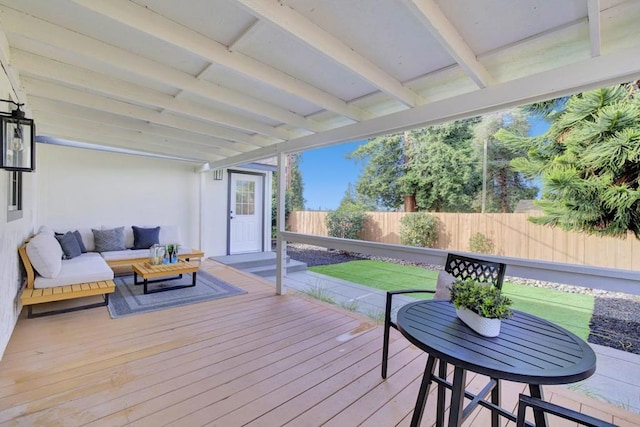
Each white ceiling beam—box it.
[20,77,280,151]
[234,0,422,108]
[38,121,222,163]
[36,114,225,161]
[29,98,248,157]
[403,0,494,89]
[227,19,261,52]
[588,0,602,57]
[12,50,275,147]
[0,29,29,110]
[0,6,317,136]
[211,45,640,168]
[71,0,366,122]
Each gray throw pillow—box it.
[55,231,82,259]
[92,227,126,252]
[73,230,87,253]
[132,226,160,249]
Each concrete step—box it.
[210,251,306,277]
[244,259,308,277]
[210,251,289,270]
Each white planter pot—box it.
[456,307,501,337]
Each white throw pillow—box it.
[38,225,55,236]
[158,225,182,246]
[26,232,63,278]
[434,270,457,301]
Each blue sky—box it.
[300,117,551,211]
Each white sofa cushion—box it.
[26,232,63,279]
[100,249,149,261]
[158,225,182,246]
[99,246,192,262]
[34,252,113,289]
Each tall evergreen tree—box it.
[498,82,640,237]
[350,119,482,212]
[474,111,538,213]
[288,153,305,210]
[348,134,406,210]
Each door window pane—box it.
[235,180,255,215]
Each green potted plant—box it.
[448,279,513,337]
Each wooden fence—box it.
[287,211,639,271]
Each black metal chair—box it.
[516,394,618,427]
[381,253,506,378]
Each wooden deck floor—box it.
[1,260,639,426]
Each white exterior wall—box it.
[37,144,200,249]
[0,77,36,360]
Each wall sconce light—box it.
[0,99,35,172]
[213,169,224,180]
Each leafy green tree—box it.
[350,118,482,212]
[400,119,481,212]
[498,83,640,238]
[474,111,538,212]
[348,134,405,209]
[338,183,376,211]
[288,153,305,211]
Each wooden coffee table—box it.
[131,260,199,294]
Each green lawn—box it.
[309,260,594,340]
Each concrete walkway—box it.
[263,270,640,414]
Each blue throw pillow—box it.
[55,231,82,259]
[132,226,160,249]
[73,230,87,253]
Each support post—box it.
[275,152,287,295]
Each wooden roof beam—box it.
[72,0,366,122]
[403,0,495,89]
[234,0,423,108]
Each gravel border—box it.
[285,243,640,354]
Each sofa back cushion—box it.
[55,232,82,259]
[132,226,160,249]
[26,232,63,278]
[158,225,182,246]
[92,227,126,252]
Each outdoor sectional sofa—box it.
[18,225,203,318]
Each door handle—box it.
[230,210,234,219]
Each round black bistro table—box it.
[396,300,596,427]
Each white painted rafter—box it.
[12,50,275,148]
[20,76,281,152]
[233,0,422,108]
[38,120,223,162]
[402,0,494,88]
[587,0,601,57]
[211,45,640,168]
[0,5,317,136]
[228,19,261,52]
[71,0,365,122]
[0,29,29,110]
[29,97,248,157]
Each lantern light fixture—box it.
[0,99,35,172]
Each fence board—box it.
[288,211,639,271]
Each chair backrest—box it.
[516,394,618,427]
[444,253,506,290]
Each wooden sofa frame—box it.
[18,242,116,318]
[18,239,205,318]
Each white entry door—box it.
[229,173,264,254]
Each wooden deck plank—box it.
[1,260,639,427]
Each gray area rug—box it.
[108,270,247,318]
